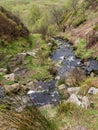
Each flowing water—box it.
[28,38,98,106]
[1,38,98,107]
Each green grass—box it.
[0,33,54,81]
[5,80,15,85]
[25,34,53,80]
[0,0,65,30]
[40,100,98,130]
[75,39,95,59]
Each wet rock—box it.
[85,59,98,75]
[67,94,81,106]
[81,96,90,109]
[67,87,80,95]
[4,83,20,94]
[4,73,15,81]
[88,87,98,95]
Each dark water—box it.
[28,38,98,106]
[85,59,98,74]
[1,38,98,107]
[52,39,82,76]
[28,79,59,107]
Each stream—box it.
[28,38,98,107]
[0,38,98,107]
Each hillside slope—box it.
[0,6,29,42]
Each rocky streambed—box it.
[0,38,98,107]
[27,38,98,107]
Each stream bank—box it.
[27,38,98,107]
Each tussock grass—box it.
[0,97,57,130]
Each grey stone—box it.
[88,87,98,95]
[67,94,81,106]
[67,87,80,95]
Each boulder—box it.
[4,73,15,81]
[67,87,80,95]
[4,83,20,94]
[81,96,90,109]
[88,87,98,95]
[67,94,81,106]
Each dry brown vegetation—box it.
[0,6,29,42]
